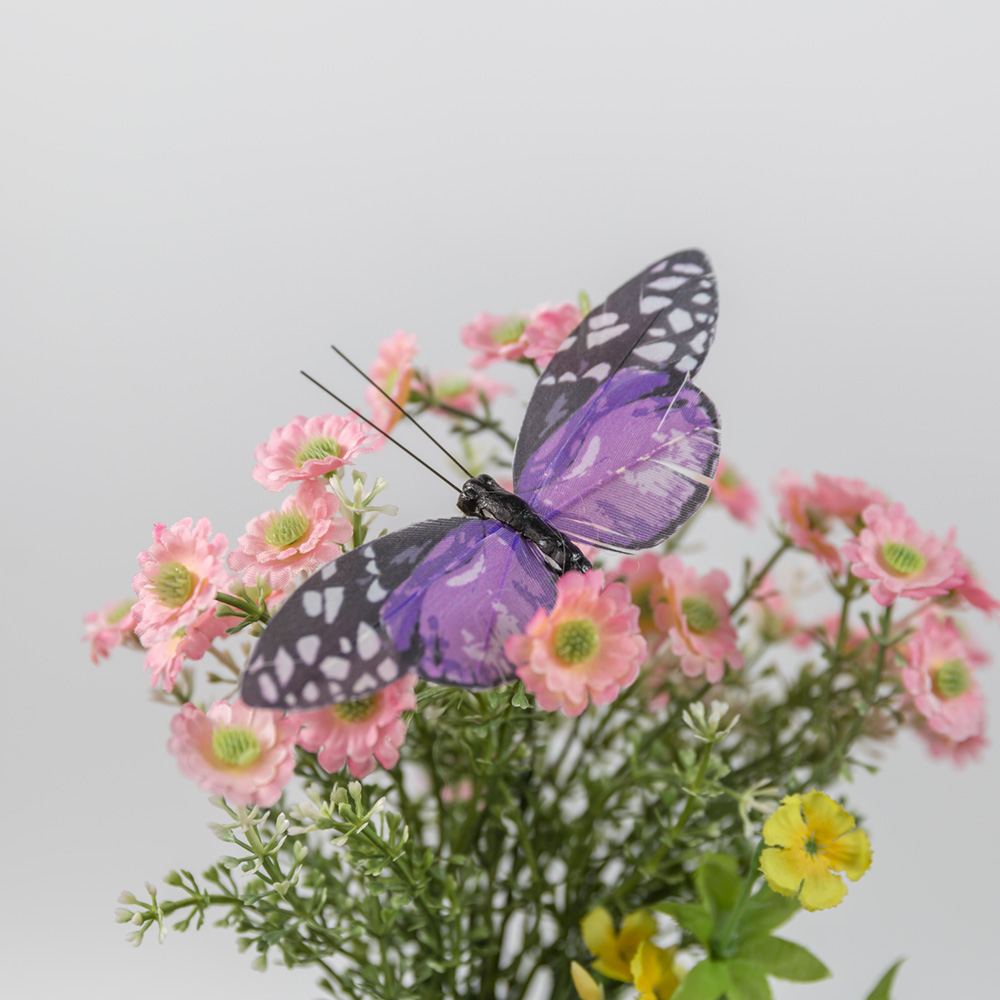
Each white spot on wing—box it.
[646,275,687,291]
[674,262,705,275]
[675,354,698,372]
[558,372,577,383]
[296,635,321,665]
[275,647,295,685]
[633,341,676,363]
[586,323,628,348]
[692,292,712,305]
[367,578,387,602]
[323,586,345,624]
[301,681,320,702]
[647,327,666,338]
[588,312,619,330]
[640,295,672,314]
[321,561,338,580]
[540,375,556,385]
[668,308,693,334]
[690,330,708,353]
[302,590,323,617]
[258,674,279,703]
[353,674,378,695]
[582,362,611,381]
[320,656,350,681]
[447,552,487,587]
[650,260,668,273]
[555,335,577,353]
[376,658,398,682]
[339,637,352,654]
[356,622,381,661]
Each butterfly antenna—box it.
[300,371,463,495]
[330,344,475,479]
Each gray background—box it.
[3,2,997,996]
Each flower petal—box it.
[797,867,848,911]
[618,910,657,957]
[759,846,806,896]
[800,789,856,839]
[825,829,873,881]
[581,907,616,960]
[570,962,604,1000]
[762,795,809,848]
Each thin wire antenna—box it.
[300,370,463,495]
[330,344,475,479]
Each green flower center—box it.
[295,435,340,467]
[881,541,926,576]
[436,375,471,398]
[492,317,527,344]
[107,600,134,625]
[805,506,828,532]
[718,468,739,489]
[333,694,378,722]
[212,726,261,767]
[265,508,310,548]
[553,619,600,664]
[154,562,195,607]
[804,835,821,856]
[682,597,719,634]
[933,658,971,699]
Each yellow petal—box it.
[581,908,616,958]
[800,790,856,840]
[619,910,658,957]
[571,961,605,1000]
[824,828,872,881]
[631,941,661,992]
[759,846,806,896]
[762,795,809,848]
[797,867,848,911]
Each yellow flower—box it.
[631,940,682,999]
[759,790,872,911]
[570,961,605,1000]
[581,907,656,982]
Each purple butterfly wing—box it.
[517,370,720,551]
[240,517,466,708]
[512,248,717,488]
[382,519,556,688]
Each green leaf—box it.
[726,959,773,1000]
[865,959,905,1000]
[654,900,714,945]
[739,885,800,935]
[671,959,730,1000]
[737,934,830,982]
[695,853,742,915]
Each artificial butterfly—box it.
[241,249,721,709]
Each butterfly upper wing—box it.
[382,519,556,688]
[512,249,718,489]
[240,517,466,708]
[517,370,720,551]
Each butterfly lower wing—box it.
[513,249,717,489]
[240,517,467,709]
[517,369,720,551]
[382,520,556,688]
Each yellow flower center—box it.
[265,507,310,548]
[212,725,261,767]
[295,435,341,467]
[553,619,600,664]
[881,541,926,576]
[436,375,471,398]
[333,694,379,722]
[492,317,527,344]
[154,562,195,607]
[933,658,971,699]
[681,597,719,633]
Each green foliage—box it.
[864,960,904,1000]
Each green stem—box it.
[730,538,793,616]
[715,840,765,955]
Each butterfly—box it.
[240,249,721,709]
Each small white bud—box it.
[117,891,138,905]
[114,908,133,924]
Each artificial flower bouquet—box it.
[88,258,993,1000]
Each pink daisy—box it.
[423,371,512,415]
[83,598,137,663]
[461,311,531,369]
[900,616,986,744]
[291,675,417,778]
[521,302,583,370]
[251,414,378,492]
[654,556,744,683]
[841,502,965,606]
[504,570,646,717]
[950,570,1000,616]
[617,552,669,641]
[774,471,842,573]
[168,699,298,807]
[143,605,229,692]
[810,473,887,527]
[711,458,760,527]
[918,728,988,766]
[228,480,352,591]
[132,517,230,646]
[366,330,418,433]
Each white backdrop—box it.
[3,2,997,997]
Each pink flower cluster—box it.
[711,458,760,527]
[83,599,137,663]
[461,302,581,371]
[167,677,418,805]
[366,330,418,432]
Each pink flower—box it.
[918,728,988,766]
[617,552,669,641]
[423,371,512,415]
[168,699,298,806]
[841,503,965,606]
[810,474,887,527]
[711,459,760,527]
[83,599,136,663]
[505,570,646,717]
[900,616,986,744]
[950,570,1000,616]
[774,471,842,573]
[749,574,803,645]
[251,414,378,492]
[132,518,230,646]
[143,605,229,692]
[654,556,744,683]
[521,302,582,370]
[461,311,531,368]
[228,480,352,591]
[291,675,417,778]
[366,330,418,432]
